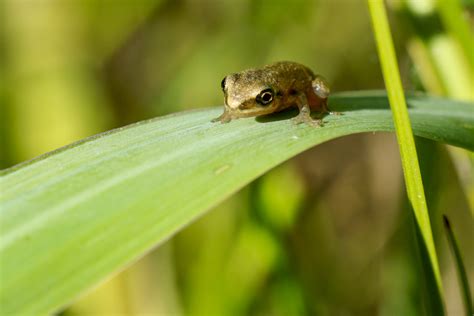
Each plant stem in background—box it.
[394,0,474,100]
[437,0,474,71]
[443,215,473,316]
[367,1,445,314]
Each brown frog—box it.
[213,61,333,126]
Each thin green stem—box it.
[443,215,473,316]
[367,1,445,314]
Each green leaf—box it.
[0,92,473,315]
[368,1,447,314]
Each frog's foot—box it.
[292,113,323,127]
[328,111,342,116]
[293,103,324,126]
[211,111,233,123]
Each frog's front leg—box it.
[292,94,323,127]
[211,108,234,123]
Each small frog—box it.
[212,61,333,126]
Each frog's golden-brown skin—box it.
[213,61,332,126]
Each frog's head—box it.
[220,71,282,118]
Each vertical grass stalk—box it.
[367,0,445,314]
[443,215,472,316]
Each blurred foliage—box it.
[1,0,473,315]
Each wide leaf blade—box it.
[1,92,473,315]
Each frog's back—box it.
[260,61,315,90]
[264,61,315,78]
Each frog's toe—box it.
[211,112,233,123]
[308,118,324,127]
[291,116,305,125]
[292,115,323,127]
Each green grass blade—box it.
[1,92,473,315]
[443,215,473,316]
[367,2,445,314]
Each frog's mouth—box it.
[227,105,279,118]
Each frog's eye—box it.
[220,77,227,91]
[256,88,274,106]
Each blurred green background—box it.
[1,0,473,315]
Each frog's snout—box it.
[224,98,242,110]
[223,93,238,109]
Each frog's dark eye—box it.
[256,88,274,106]
[221,77,227,91]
